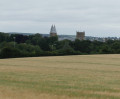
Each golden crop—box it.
[0,55,120,99]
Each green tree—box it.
[74,40,92,54]
[0,47,21,58]
[59,41,75,55]
[111,41,120,53]
[99,45,113,54]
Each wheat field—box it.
[0,55,120,99]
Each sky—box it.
[0,0,120,37]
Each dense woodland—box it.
[0,32,120,58]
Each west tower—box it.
[50,25,57,37]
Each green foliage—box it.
[0,32,9,42]
[74,39,92,53]
[111,41,120,53]
[0,42,15,48]
[48,36,58,44]
[26,34,50,51]
[0,32,120,58]
[99,45,113,54]
[57,41,76,55]
[0,47,21,58]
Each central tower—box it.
[50,25,57,37]
[76,31,85,40]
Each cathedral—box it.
[50,25,57,37]
[49,25,85,40]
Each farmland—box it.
[0,55,120,99]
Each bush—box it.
[0,47,21,58]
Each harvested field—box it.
[0,55,120,99]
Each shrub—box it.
[0,47,21,58]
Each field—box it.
[0,55,120,99]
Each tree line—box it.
[0,32,120,58]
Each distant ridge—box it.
[6,32,119,42]
[7,32,76,41]
[8,32,36,36]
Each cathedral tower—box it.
[76,31,85,40]
[50,25,57,37]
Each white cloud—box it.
[0,0,120,37]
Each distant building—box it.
[76,31,85,40]
[50,25,57,37]
[103,38,108,42]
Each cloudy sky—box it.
[0,0,120,37]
